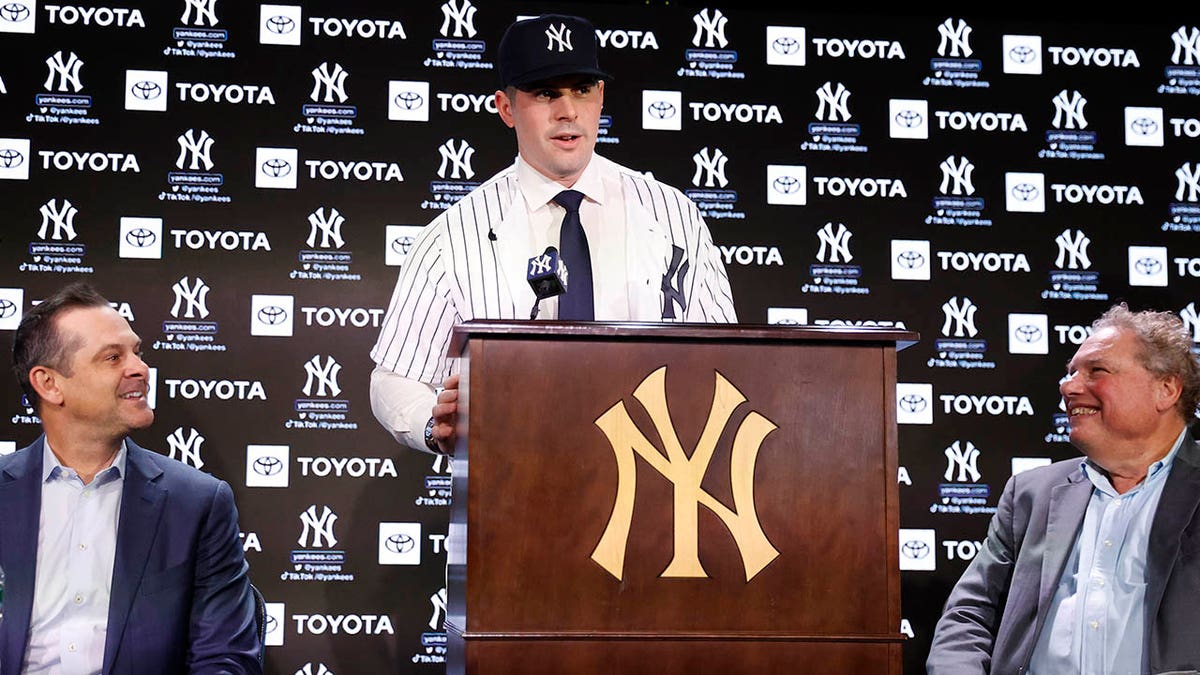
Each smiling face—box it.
[42,305,153,441]
[1060,325,1181,464]
[495,76,604,187]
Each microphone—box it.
[526,246,568,319]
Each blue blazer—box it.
[0,437,262,674]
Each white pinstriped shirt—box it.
[369,153,736,451]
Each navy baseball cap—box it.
[497,14,613,90]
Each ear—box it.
[1155,375,1182,414]
[29,365,65,408]
[495,89,516,129]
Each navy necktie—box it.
[554,189,593,320]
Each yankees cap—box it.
[497,14,613,89]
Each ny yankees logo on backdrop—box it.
[691,8,728,48]
[592,366,779,581]
[38,199,78,240]
[1054,229,1091,269]
[439,0,476,38]
[44,51,84,92]
[943,441,981,482]
[1052,90,1088,130]
[937,18,972,57]
[298,505,338,548]
[815,81,851,122]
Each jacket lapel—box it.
[0,438,45,675]
[1036,470,1092,628]
[102,441,166,675]
[1145,438,1200,627]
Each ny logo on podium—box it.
[591,366,779,582]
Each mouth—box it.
[1068,406,1098,417]
[550,129,584,146]
[120,390,146,401]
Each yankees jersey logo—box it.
[661,245,689,319]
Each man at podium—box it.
[927,303,1200,674]
[368,13,736,456]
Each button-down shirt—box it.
[24,441,126,675]
[515,154,631,320]
[1028,428,1187,675]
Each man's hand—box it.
[430,374,459,455]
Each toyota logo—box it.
[771,175,802,195]
[124,228,157,248]
[646,101,676,120]
[1010,182,1039,202]
[0,299,16,319]
[390,235,415,255]
[893,109,923,129]
[0,2,30,22]
[1134,257,1162,275]
[896,250,925,269]
[0,148,25,169]
[771,318,800,326]
[771,36,801,55]
[1007,45,1037,64]
[1014,324,1042,343]
[131,80,162,100]
[899,394,927,413]
[901,540,930,559]
[252,456,283,476]
[385,533,416,554]
[393,91,424,110]
[257,305,288,325]
[1129,117,1158,136]
[266,14,295,34]
[264,614,279,634]
[261,158,292,178]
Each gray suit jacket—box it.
[927,434,1200,675]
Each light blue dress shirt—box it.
[23,441,126,675]
[1028,428,1188,675]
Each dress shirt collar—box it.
[42,437,128,485]
[516,154,607,214]
[1080,426,1187,497]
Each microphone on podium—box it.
[527,246,568,320]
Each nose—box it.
[128,352,150,378]
[552,94,577,120]
[1059,371,1081,398]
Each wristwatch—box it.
[424,417,440,453]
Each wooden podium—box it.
[443,321,918,675]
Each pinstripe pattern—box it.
[370,157,736,384]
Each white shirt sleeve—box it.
[369,365,438,454]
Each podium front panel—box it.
[457,332,899,637]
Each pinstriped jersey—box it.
[370,155,737,385]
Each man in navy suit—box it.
[0,282,261,674]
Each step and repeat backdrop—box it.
[2,1,1199,673]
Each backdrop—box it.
[1,1,1198,673]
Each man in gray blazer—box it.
[927,302,1200,675]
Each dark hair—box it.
[12,281,110,411]
[1092,302,1200,424]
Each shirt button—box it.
[1090,620,1100,629]
[74,594,83,604]
[78,543,87,551]
[68,643,77,652]
[1104,539,1113,547]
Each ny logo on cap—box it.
[545,22,573,52]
